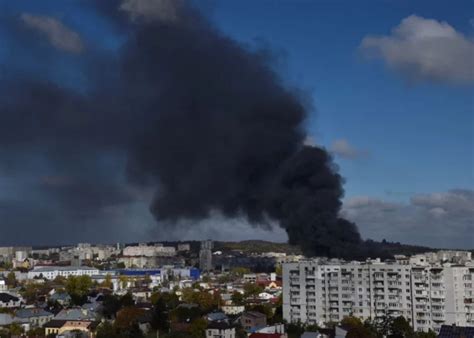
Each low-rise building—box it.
[206,322,235,338]
[15,308,54,328]
[44,319,98,337]
[28,266,100,280]
[241,311,267,332]
[0,293,22,308]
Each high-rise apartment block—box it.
[199,240,214,272]
[283,252,473,333]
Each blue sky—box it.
[208,0,474,201]
[0,0,472,248]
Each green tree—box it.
[275,264,283,276]
[6,271,17,288]
[390,316,413,337]
[119,275,129,289]
[414,331,437,338]
[101,274,113,289]
[243,282,263,298]
[231,291,244,306]
[188,318,207,338]
[8,322,23,336]
[231,267,250,277]
[66,275,92,297]
[341,316,377,338]
[26,327,45,337]
[101,294,122,318]
[96,321,117,338]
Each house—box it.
[258,292,274,300]
[15,308,54,328]
[241,311,267,332]
[54,308,98,321]
[0,313,23,327]
[44,319,98,337]
[206,321,235,338]
[438,325,474,337]
[0,293,22,308]
[49,291,71,305]
[221,305,245,315]
[206,311,229,323]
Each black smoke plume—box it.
[0,0,365,257]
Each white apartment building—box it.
[283,253,474,334]
[123,243,176,257]
[27,266,100,280]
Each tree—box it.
[115,307,146,330]
[342,316,377,338]
[26,327,45,337]
[53,275,67,286]
[143,274,152,286]
[231,291,244,306]
[119,275,129,289]
[231,267,250,277]
[188,318,207,338]
[8,322,23,336]
[346,326,377,338]
[170,306,201,323]
[120,292,135,307]
[286,323,305,338]
[243,283,263,298]
[390,316,413,338]
[66,275,92,297]
[414,331,437,338]
[151,292,180,332]
[101,294,122,318]
[96,321,117,338]
[101,274,113,289]
[6,271,17,288]
[275,264,283,276]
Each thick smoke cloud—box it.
[0,0,364,257]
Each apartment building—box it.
[282,253,474,333]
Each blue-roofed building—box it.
[15,308,53,328]
[438,325,474,338]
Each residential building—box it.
[123,243,176,257]
[206,322,235,338]
[0,293,22,308]
[44,319,97,337]
[241,311,267,332]
[15,308,54,328]
[200,240,213,272]
[282,253,474,334]
[438,324,474,337]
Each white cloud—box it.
[342,189,474,249]
[330,139,368,159]
[120,0,183,23]
[360,15,474,84]
[21,13,84,54]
